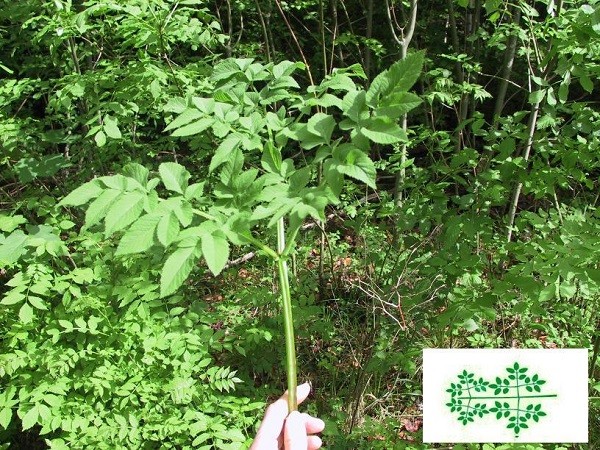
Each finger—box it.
[253,398,288,443]
[252,383,313,446]
[307,435,323,450]
[284,411,307,450]
[295,382,311,406]
[301,413,325,434]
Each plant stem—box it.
[590,330,600,378]
[277,218,298,411]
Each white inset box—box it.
[423,349,588,443]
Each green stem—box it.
[242,233,280,261]
[456,394,557,400]
[281,222,301,258]
[277,218,298,411]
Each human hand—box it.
[250,382,325,450]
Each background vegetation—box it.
[1,0,599,448]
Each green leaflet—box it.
[201,230,230,276]
[164,108,204,132]
[360,117,408,144]
[170,117,214,137]
[85,189,122,229]
[173,199,193,227]
[306,113,336,145]
[157,211,180,247]
[210,134,242,172]
[115,214,161,256]
[122,163,150,187]
[18,302,34,324]
[0,406,12,429]
[0,230,29,266]
[20,405,38,430]
[95,130,106,147]
[104,191,146,237]
[103,115,122,139]
[529,90,545,104]
[261,141,283,174]
[366,51,425,107]
[58,180,103,206]
[160,245,200,298]
[0,214,27,233]
[341,90,368,123]
[159,162,191,194]
[334,146,377,190]
[375,92,423,119]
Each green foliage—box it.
[2,0,600,447]
[0,214,263,448]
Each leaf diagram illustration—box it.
[445,362,557,437]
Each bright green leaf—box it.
[342,90,368,123]
[104,115,122,139]
[0,407,12,430]
[28,296,47,310]
[366,51,424,107]
[164,108,204,132]
[171,117,213,137]
[85,189,122,229]
[104,191,145,236]
[18,302,34,324]
[21,406,38,430]
[0,231,29,266]
[306,113,336,144]
[0,292,25,306]
[159,162,190,194]
[361,118,408,144]
[529,90,545,104]
[59,180,103,206]
[173,200,193,227]
[376,92,423,118]
[157,212,180,247]
[261,141,283,174]
[94,130,106,147]
[336,150,377,189]
[160,245,200,297]
[122,163,149,187]
[210,134,242,173]
[115,214,161,256]
[201,231,229,276]
[185,183,205,201]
